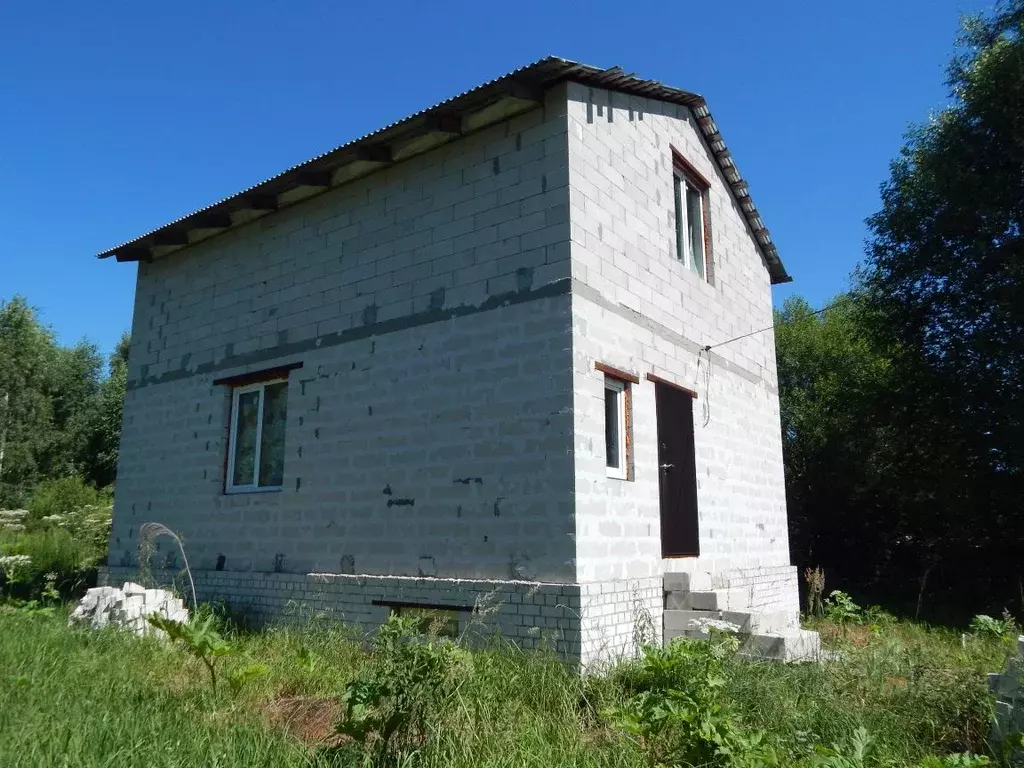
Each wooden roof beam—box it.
[352,145,393,164]
[293,170,332,188]
[151,229,190,247]
[237,194,278,212]
[426,113,464,135]
[192,213,233,229]
[115,246,152,263]
[501,79,544,102]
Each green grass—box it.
[0,605,1015,767]
[729,618,1011,763]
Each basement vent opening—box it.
[373,599,472,639]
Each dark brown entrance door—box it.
[655,382,700,557]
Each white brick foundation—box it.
[100,566,583,657]
[579,577,663,665]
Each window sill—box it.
[605,468,628,481]
[224,486,284,495]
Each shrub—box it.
[969,613,1017,639]
[1,527,99,596]
[0,479,111,601]
[825,590,864,624]
[28,476,111,521]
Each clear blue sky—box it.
[0,0,983,356]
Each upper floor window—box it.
[673,156,711,281]
[226,378,289,492]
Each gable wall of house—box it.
[110,86,580,584]
[564,83,796,658]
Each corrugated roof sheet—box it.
[98,55,790,283]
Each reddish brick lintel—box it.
[213,361,303,387]
[595,361,640,384]
[646,372,698,399]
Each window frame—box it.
[225,377,288,494]
[672,154,712,282]
[604,377,629,480]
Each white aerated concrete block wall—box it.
[565,83,798,656]
[111,86,577,584]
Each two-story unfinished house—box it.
[99,57,818,663]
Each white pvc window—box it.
[604,377,628,480]
[226,379,288,492]
[674,171,708,280]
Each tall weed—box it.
[333,613,472,762]
[607,634,776,767]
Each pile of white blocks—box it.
[989,635,1024,763]
[69,581,188,637]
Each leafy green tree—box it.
[775,296,894,593]
[783,2,1024,619]
[44,341,103,479]
[861,0,1024,615]
[79,332,129,488]
[0,297,58,506]
[0,296,128,505]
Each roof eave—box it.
[97,56,790,284]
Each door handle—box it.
[660,463,674,469]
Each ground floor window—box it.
[604,376,629,480]
[226,379,288,492]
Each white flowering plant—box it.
[0,554,33,585]
[0,509,28,533]
[0,498,112,600]
[37,504,112,554]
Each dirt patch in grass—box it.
[266,695,345,748]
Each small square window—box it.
[226,379,288,492]
[604,377,629,480]
[673,161,710,281]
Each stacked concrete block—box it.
[989,636,1024,763]
[69,582,188,637]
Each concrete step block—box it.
[663,572,692,593]
[663,609,752,634]
[663,570,713,593]
[740,629,822,661]
[747,610,800,634]
[665,588,752,611]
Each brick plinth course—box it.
[101,567,583,657]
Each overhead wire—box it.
[702,301,842,353]
[694,300,842,426]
